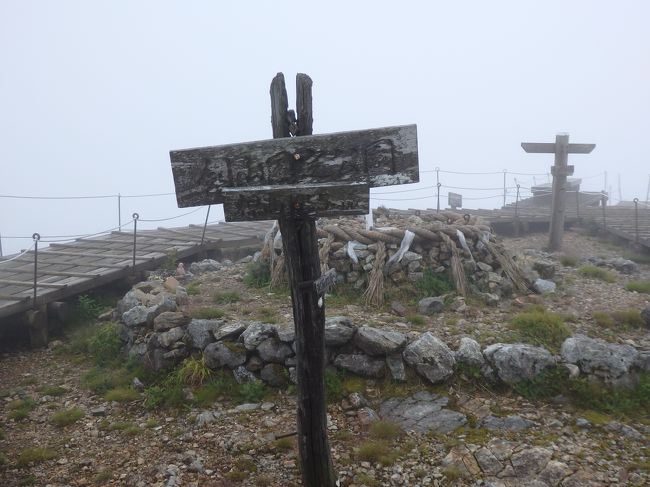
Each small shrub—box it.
[234,457,257,472]
[163,249,178,272]
[185,282,201,296]
[213,290,241,304]
[175,356,213,387]
[272,437,294,451]
[237,381,268,403]
[143,383,185,410]
[592,311,615,328]
[38,385,66,397]
[578,265,616,282]
[510,307,571,352]
[16,447,57,467]
[625,280,650,294]
[104,387,140,402]
[355,473,381,487]
[94,470,113,483]
[559,255,579,267]
[369,420,402,440]
[84,367,132,395]
[324,369,344,402]
[406,314,426,326]
[50,408,84,427]
[7,397,36,421]
[76,294,105,322]
[244,261,271,288]
[610,309,644,328]
[145,419,159,428]
[442,464,465,481]
[191,307,225,319]
[85,322,123,367]
[514,367,569,400]
[356,440,399,466]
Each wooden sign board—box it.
[170,124,418,220]
[448,192,462,209]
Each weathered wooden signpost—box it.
[521,133,595,251]
[170,73,419,486]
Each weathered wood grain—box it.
[222,182,369,221]
[170,124,418,208]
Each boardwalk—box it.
[0,221,273,320]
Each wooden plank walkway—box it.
[0,221,273,320]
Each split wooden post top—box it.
[169,122,419,221]
[521,133,595,251]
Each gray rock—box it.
[353,326,407,356]
[333,353,385,377]
[189,259,221,274]
[186,319,223,350]
[633,351,650,371]
[257,337,293,364]
[386,354,407,381]
[245,355,265,372]
[260,364,289,387]
[481,292,500,307]
[117,289,145,315]
[575,418,591,428]
[122,305,157,327]
[481,415,536,431]
[402,332,455,384]
[158,327,185,348]
[275,325,296,343]
[455,337,486,368]
[417,297,445,315]
[379,392,467,433]
[232,366,258,384]
[324,316,357,346]
[154,312,191,332]
[195,411,220,427]
[483,343,555,385]
[607,257,638,274]
[214,322,248,341]
[538,460,572,486]
[561,334,638,386]
[203,341,246,369]
[390,301,407,317]
[240,322,275,351]
[474,447,503,476]
[348,392,369,409]
[533,259,556,279]
[604,421,644,440]
[233,403,260,412]
[533,278,556,294]
[510,447,552,477]
[357,407,380,426]
[477,262,493,272]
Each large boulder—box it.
[157,326,185,348]
[417,297,445,315]
[204,341,247,369]
[483,343,555,385]
[122,305,157,327]
[240,322,276,351]
[333,353,385,378]
[324,316,357,346]
[353,326,407,356]
[154,312,191,332]
[186,319,223,350]
[213,322,248,341]
[256,337,293,364]
[117,289,146,316]
[455,337,486,368]
[402,333,455,384]
[533,259,556,279]
[260,364,289,387]
[189,259,221,274]
[561,334,639,386]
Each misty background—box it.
[1,0,648,256]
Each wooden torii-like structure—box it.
[522,133,595,251]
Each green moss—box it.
[50,407,84,427]
[578,265,616,282]
[213,290,241,304]
[16,447,57,467]
[104,387,140,402]
[510,307,571,352]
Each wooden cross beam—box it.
[521,133,595,251]
[169,72,419,487]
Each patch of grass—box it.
[94,469,113,483]
[442,464,465,481]
[623,251,650,265]
[237,381,269,403]
[145,418,159,428]
[244,260,271,288]
[256,307,278,324]
[84,366,132,395]
[272,437,294,451]
[225,471,248,481]
[18,475,37,486]
[68,322,123,367]
[234,457,257,472]
[104,387,140,402]
[416,268,452,298]
[355,473,381,486]
[356,440,399,466]
[593,309,644,329]
[213,290,241,304]
[369,420,402,440]
[326,284,363,307]
[625,280,650,294]
[580,410,612,426]
[7,397,37,421]
[559,255,579,267]
[107,421,141,436]
[406,314,426,326]
[162,249,178,272]
[50,408,84,427]
[175,356,213,387]
[254,475,273,487]
[38,385,66,397]
[515,367,570,400]
[21,376,38,386]
[333,430,354,442]
[578,265,616,282]
[185,282,201,296]
[459,427,491,445]
[510,307,571,352]
[143,383,185,410]
[16,447,57,467]
[592,311,615,328]
[191,307,225,319]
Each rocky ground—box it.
[1,229,649,487]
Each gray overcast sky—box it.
[1,0,649,255]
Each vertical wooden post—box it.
[549,134,569,251]
[271,73,336,487]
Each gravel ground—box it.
[1,229,649,487]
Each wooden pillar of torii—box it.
[521,133,595,251]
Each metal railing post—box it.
[503,169,507,207]
[514,184,520,236]
[132,213,139,271]
[436,183,441,213]
[634,198,639,244]
[118,193,122,231]
[32,233,40,309]
[601,193,607,230]
[200,205,211,246]
[575,190,580,219]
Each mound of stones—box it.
[112,279,650,392]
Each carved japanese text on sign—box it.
[170,124,418,218]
